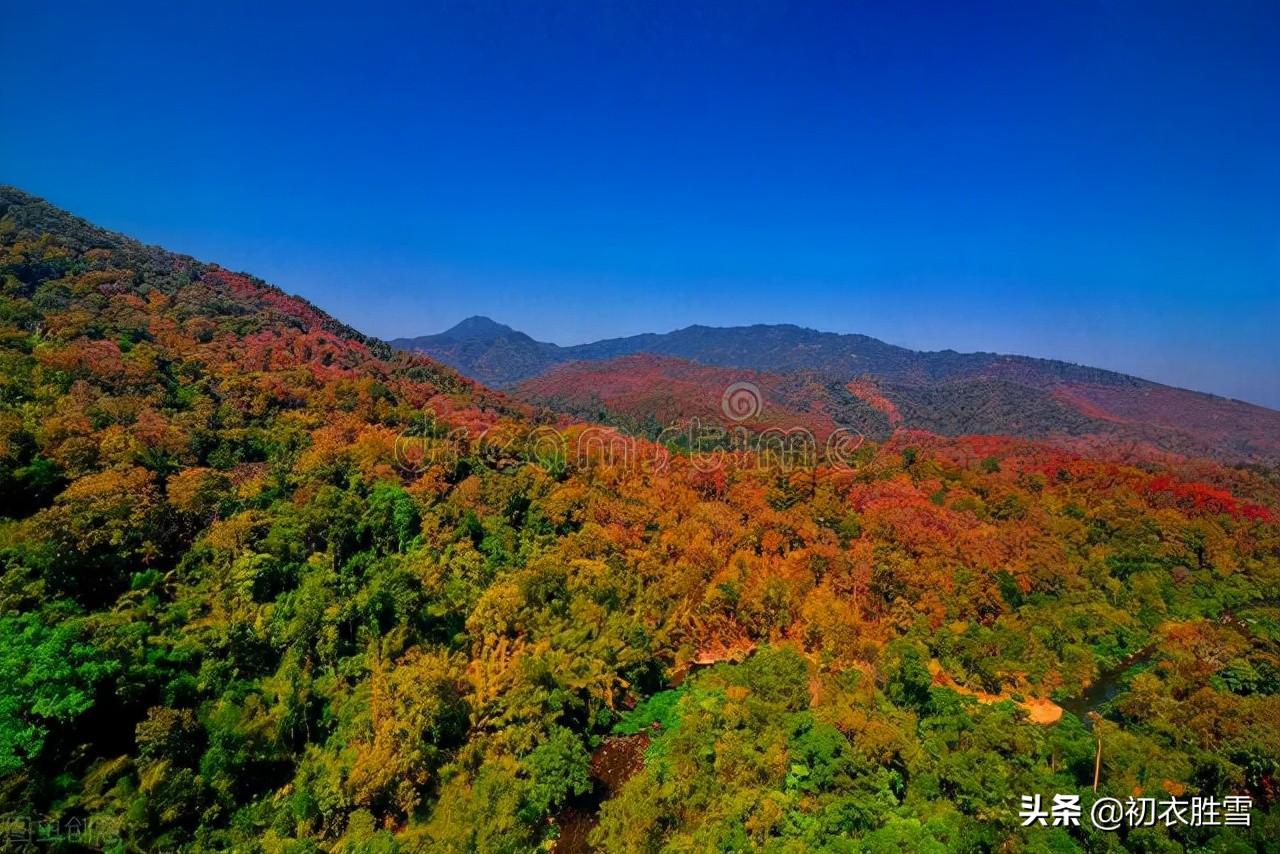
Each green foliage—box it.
[521,726,592,818]
[0,611,115,774]
[615,686,686,735]
[885,642,933,714]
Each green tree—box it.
[521,725,592,819]
[0,611,115,774]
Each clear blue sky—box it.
[3,1,1278,406]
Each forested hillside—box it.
[2,187,1278,851]
[400,317,1280,464]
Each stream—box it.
[1057,644,1157,725]
[1059,600,1274,726]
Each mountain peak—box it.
[439,315,516,340]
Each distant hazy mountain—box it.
[393,316,1280,463]
[391,317,560,388]
[395,316,1147,389]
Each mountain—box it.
[394,318,1141,388]
[427,314,519,341]
[390,316,560,387]
[400,318,1280,464]
[2,187,1278,852]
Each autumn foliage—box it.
[1,187,1278,851]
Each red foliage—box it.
[515,354,843,439]
[204,267,330,330]
[847,378,903,426]
[1145,474,1273,522]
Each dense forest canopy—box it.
[1,186,1278,851]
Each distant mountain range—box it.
[393,316,1280,463]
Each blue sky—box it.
[3,1,1278,406]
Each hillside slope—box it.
[2,188,1278,851]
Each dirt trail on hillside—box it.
[929,660,1064,724]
